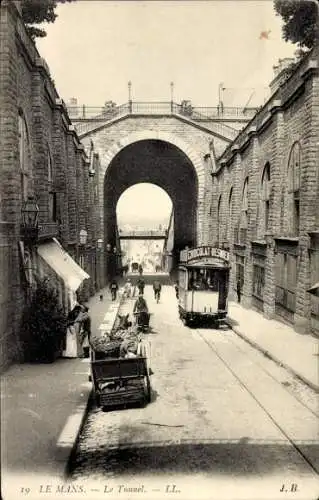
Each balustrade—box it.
[67,101,258,122]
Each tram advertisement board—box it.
[180,246,230,264]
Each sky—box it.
[35,0,296,226]
[117,184,173,227]
[36,0,296,108]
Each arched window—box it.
[226,187,233,241]
[47,148,57,221]
[261,163,271,231]
[19,112,31,201]
[288,142,300,193]
[241,178,249,227]
[287,142,301,235]
[239,178,249,245]
[217,195,222,244]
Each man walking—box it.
[137,278,145,296]
[110,279,118,301]
[153,280,162,303]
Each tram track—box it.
[194,326,319,475]
[71,286,318,487]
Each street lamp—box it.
[170,82,174,112]
[218,82,226,114]
[21,196,39,244]
[97,238,103,250]
[79,229,88,245]
[128,81,132,113]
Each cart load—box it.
[90,322,151,408]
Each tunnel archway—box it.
[103,138,199,274]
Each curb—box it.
[229,323,319,393]
[64,385,93,478]
[64,294,125,477]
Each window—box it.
[275,252,297,313]
[261,164,271,232]
[226,187,233,241]
[48,192,57,222]
[238,178,248,244]
[287,142,301,236]
[19,113,31,201]
[47,149,57,221]
[253,264,265,299]
[235,254,245,290]
[188,268,224,292]
[217,195,222,244]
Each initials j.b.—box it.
[280,483,298,493]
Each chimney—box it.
[269,58,295,94]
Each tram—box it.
[177,246,230,327]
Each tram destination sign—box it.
[180,246,230,264]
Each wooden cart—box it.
[90,343,151,409]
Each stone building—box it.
[0,1,104,370]
[211,47,319,335]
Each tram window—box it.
[188,268,221,291]
[179,269,187,289]
[189,269,206,290]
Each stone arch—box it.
[100,130,206,244]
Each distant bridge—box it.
[119,229,167,240]
[68,101,259,139]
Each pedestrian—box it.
[174,282,179,299]
[137,278,145,295]
[236,279,242,303]
[79,305,91,358]
[138,264,143,276]
[133,293,149,330]
[124,278,132,298]
[110,279,118,301]
[153,280,162,302]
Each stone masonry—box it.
[211,47,319,335]
[0,2,104,371]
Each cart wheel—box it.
[143,375,151,404]
[182,316,189,327]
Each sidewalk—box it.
[1,286,123,488]
[228,301,319,392]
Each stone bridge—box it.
[74,103,256,267]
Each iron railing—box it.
[119,229,167,239]
[67,101,259,121]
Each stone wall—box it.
[213,47,319,334]
[0,1,103,370]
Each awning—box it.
[38,238,90,291]
[307,283,319,297]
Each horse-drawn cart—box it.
[90,342,151,409]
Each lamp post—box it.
[21,196,39,244]
[128,81,132,113]
[218,82,225,114]
[21,196,39,288]
[79,229,88,246]
[170,82,174,112]
[78,229,88,301]
[96,238,103,290]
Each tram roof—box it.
[178,262,229,269]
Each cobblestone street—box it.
[69,286,318,499]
